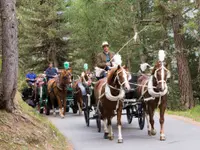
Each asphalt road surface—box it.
[48,110,200,150]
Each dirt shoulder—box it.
[0,92,72,150]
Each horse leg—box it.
[49,94,56,116]
[77,90,83,115]
[107,117,114,140]
[146,114,151,135]
[103,119,109,139]
[144,103,151,135]
[117,104,123,143]
[56,95,64,118]
[63,94,66,116]
[159,96,167,141]
[148,101,156,136]
[77,101,82,115]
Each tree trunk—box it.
[50,42,58,68]
[171,12,194,109]
[0,7,2,57]
[0,0,18,112]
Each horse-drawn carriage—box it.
[83,72,146,133]
[82,51,170,142]
[33,71,79,116]
[65,85,78,113]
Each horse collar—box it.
[147,75,168,98]
[105,84,125,101]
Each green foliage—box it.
[18,0,70,72]
[167,82,182,110]
[17,0,200,110]
[68,0,140,71]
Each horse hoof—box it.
[151,129,157,136]
[60,115,65,119]
[104,133,109,139]
[160,134,166,141]
[109,136,114,141]
[118,139,123,143]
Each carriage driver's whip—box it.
[109,26,148,63]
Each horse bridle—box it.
[113,68,127,88]
[153,62,169,85]
[62,72,72,80]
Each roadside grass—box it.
[167,105,200,122]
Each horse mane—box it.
[81,71,89,81]
[60,68,72,74]
[151,61,160,75]
[107,67,119,84]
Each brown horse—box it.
[72,70,92,115]
[137,53,170,141]
[94,65,130,143]
[47,69,73,118]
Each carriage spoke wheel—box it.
[44,102,50,116]
[126,106,133,124]
[138,104,145,130]
[84,98,90,127]
[96,109,101,132]
[66,106,70,112]
[38,103,43,114]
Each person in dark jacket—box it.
[45,62,58,81]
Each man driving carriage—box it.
[96,41,115,80]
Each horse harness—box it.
[140,63,170,105]
[98,69,127,110]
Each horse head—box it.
[151,51,170,92]
[60,68,73,86]
[81,70,92,86]
[107,65,130,91]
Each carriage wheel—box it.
[96,109,101,132]
[138,104,145,130]
[126,106,133,124]
[72,107,78,114]
[66,106,70,112]
[44,103,50,115]
[84,98,90,126]
[38,100,44,114]
[38,105,44,114]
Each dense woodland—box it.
[1,0,200,111]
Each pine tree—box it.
[18,0,70,71]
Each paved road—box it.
[48,110,200,150]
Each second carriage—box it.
[83,74,145,132]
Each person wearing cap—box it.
[45,62,58,82]
[26,69,37,87]
[81,63,92,86]
[96,41,115,78]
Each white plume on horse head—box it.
[158,50,166,62]
[112,53,122,67]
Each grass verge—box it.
[167,105,200,122]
